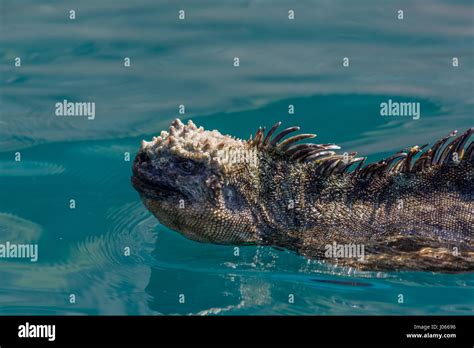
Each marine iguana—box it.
[131,119,474,272]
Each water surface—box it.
[0,0,473,315]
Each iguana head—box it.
[132,119,260,244]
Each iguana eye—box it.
[179,160,195,173]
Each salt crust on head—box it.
[140,119,245,165]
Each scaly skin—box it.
[132,119,474,272]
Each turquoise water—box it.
[0,0,473,315]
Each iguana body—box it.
[132,119,474,272]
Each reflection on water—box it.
[0,0,473,315]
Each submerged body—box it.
[132,119,474,272]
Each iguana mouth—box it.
[131,175,180,199]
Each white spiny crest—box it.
[140,119,246,170]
